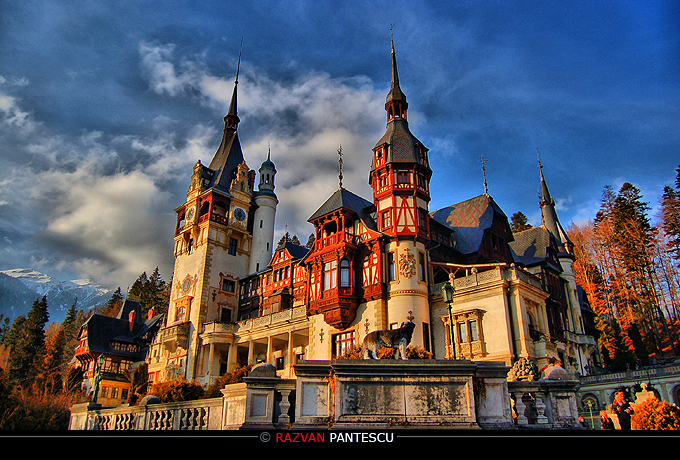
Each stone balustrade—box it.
[70,360,582,431]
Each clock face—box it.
[186,207,195,221]
[234,207,246,222]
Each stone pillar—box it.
[287,331,294,378]
[267,336,274,365]
[227,339,238,373]
[207,343,215,378]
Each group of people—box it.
[599,390,634,430]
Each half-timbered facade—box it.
[141,39,599,390]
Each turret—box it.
[249,148,278,274]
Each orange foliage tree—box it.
[631,396,680,430]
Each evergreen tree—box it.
[7,297,49,387]
[0,314,10,345]
[38,328,66,395]
[661,164,680,262]
[127,269,169,318]
[305,233,315,250]
[100,287,124,317]
[510,211,533,233]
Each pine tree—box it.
[7,297,49,387]
[38,328,66,395]
[305,233,315,250]
[100,287,124,317]
[661,164,680,261]
[510,211,533,233]
[0,314,10,345]
[127,269,169,318]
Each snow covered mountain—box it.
[0,269,115,324]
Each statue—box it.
[507,357,540,381]
[362,321,416,360]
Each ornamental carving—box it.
[399,248,416,279]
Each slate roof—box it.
[81,299,163,361]
[509,225,563,272]
[509,226,553,266]
[206,130,244,193]
[430,194,507,255]
[371,119,429,170]
[308,187,374,222]
[281,242,310,260]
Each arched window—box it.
[340,259,350,287]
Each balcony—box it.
[158,322,190,352]
[200,321,238,345]
[315,231,357,251]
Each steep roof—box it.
[430,194,507,255]
[509,225,563,271]
[81,299,162,361]
[539,163,573,255]
[281,242,310,260]
[308,187,373,222]
[372,119,427,165]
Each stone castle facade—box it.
[145,40,600,388]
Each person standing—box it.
[611,390,633,430]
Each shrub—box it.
[150,377,205,403]
[631,396,680,430]
[203,364,253,398]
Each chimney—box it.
[147,307,155,320]
[128,310,136,331]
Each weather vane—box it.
[338,145,344,188]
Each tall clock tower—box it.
[156,64,260,383]
[369,38,433,350]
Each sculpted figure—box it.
[362,321,416,360]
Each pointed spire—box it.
[537,149,573,255]
[481,154,489,196]
[538,148,552,206]
[385,25,408,122]
[337,144,344,189]
[224,38,243,131]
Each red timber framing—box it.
[304,207,385,330]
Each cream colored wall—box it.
[384,240,431,349]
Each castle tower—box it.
[538,156,586,342]
[249,148,278,274]
[369,37,433,350]
[156,54,256,383]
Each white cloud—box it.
[136,41,391,243]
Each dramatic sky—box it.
[0,0,678,291]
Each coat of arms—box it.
[399,248,416,279]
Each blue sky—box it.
[0,0,678,291]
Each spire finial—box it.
[235,37,243,84]
[481,154,489,196]
[537,147,543,173]
[337,144,344,188]
[268,141,271,161]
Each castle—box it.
[144,39,600,388]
